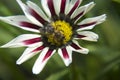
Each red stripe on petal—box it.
[32,45,45,52]
[61,48,69,59]
[68,0,80,16]
[79,22,97,28]
[60,0,66,14]
[47,0,56,16]
[73,11,84,20]
[23,37,41,45]
[19,22,40,30]
[77,35,86,38]
[71,42,81,50]
[42,49,53,62]
[29,8,48,25]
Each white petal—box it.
[41,0,51,18]
[65,0,82,15]
[16,44,44,65]
[58,46,72,66]
[32,48,56,74]
[64,0,71,14]
[70,40,89,54]
[26,1,50,22]
[76,31,99,41]
[0,16,40,32]
[53,0,61,16]
[84,2,95,13]
[71,2,95,22]
[16,0,42,26]
[1,34,41,48]
[77,14,106,31]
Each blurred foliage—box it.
[114,0,120,3]
[0,0,120,80]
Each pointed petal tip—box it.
[1,42,17,48]
[82,48,89,54]
[1,42,16,48]
[86,1,96,7]
[89,1,95,4]
[16,59,23,65]
[0,16,3,19]
[58,47,72,67]
[32,48,55,75]
[65,60,72,67]
[101,14,107,20]
[100,14,107,19]
[92,39,98,42]
[86,2,96,10]
[0,44,9,48]
[97,14,107,24]
[0,45,5,48]
[65,63,69,67]
[64,57,72,67]
[0,16,7,21]
[32,67,41,75]
[0,43,20,48]
[87,1,96,9]
[16,61,21,65]
[32,71,39,75]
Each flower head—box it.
[0,0,106,74]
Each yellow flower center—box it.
[47,20,73,46]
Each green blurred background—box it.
[0,0,120,80]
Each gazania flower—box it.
[0,0,106,74]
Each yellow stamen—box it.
[47,20,73,46]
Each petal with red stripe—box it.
[70,40,89,54]
[32,47,56,74]
[67,0,82,16]
[0,16,40,32]
[47,0,57,17]
[16,44,45,65]
[17,0,47,26]
[23,37,41,45]
[75,31,99,41]
[52,0,61,16]
[41,0,51,18]
[71,2,95,23]
[77,14,106,31]
[1,34,41,48]
[76,34,86,39]
[27,1,50,22]
[60,0,70,14]
[28,8,48,25]
[58,46,72,66]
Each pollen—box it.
[47,20,73,46]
